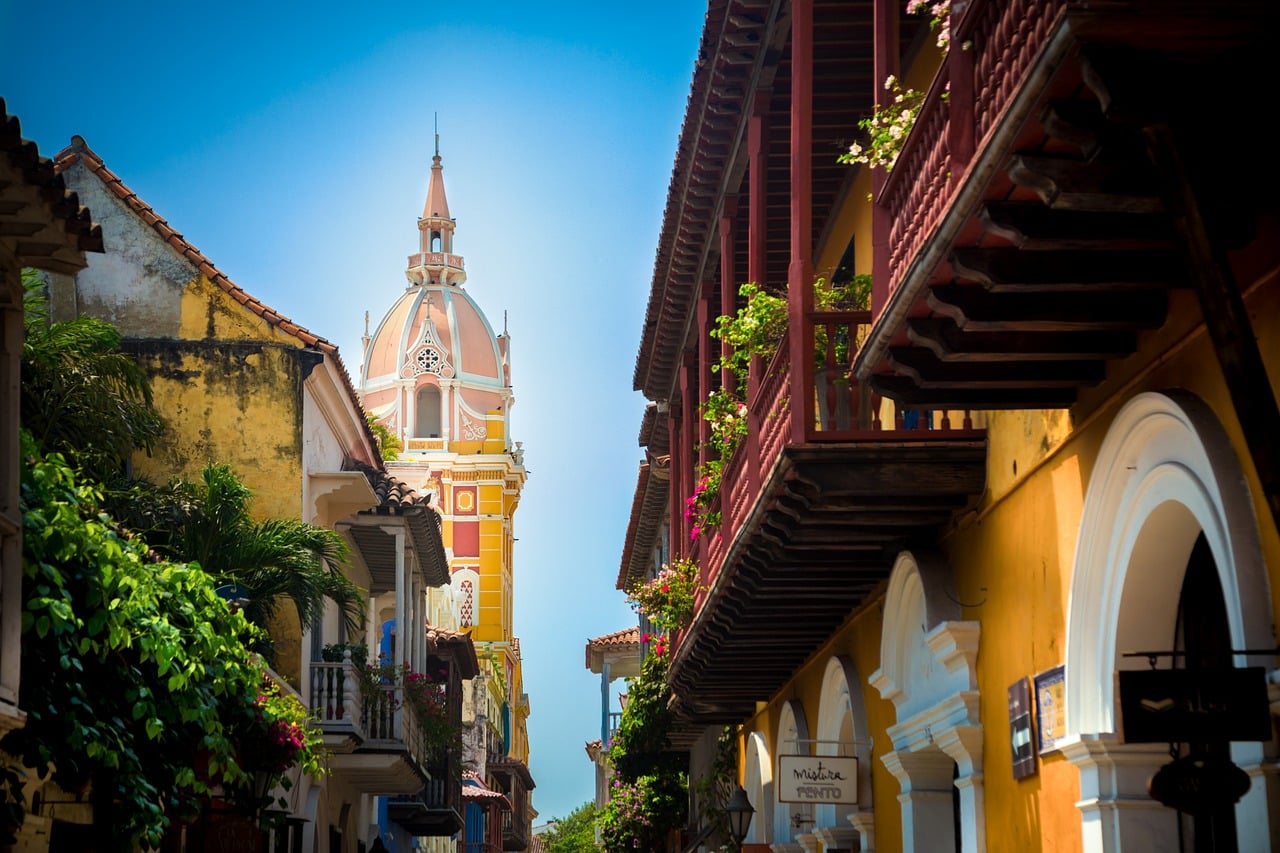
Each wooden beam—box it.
[926,284,1167,332]
[1144,122,1280,537]
[907,317,1136,362]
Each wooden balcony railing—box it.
[686,307,982,624]
[881,0,1068,300]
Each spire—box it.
[406,122,466,288]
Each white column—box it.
[1062,734,1177,853]
[880,748,956,853]
[600,661,611,745]
[1235,739,1280,853]
[394,527,407,665]
[846,808,875,852]
[812,825,858,851]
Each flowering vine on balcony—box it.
[354,650,461,760]
[909,0,952,50]
[627,557,700,635]
[838,75,926,173]
[690,277,872,534]
[233,672,327,812]
[600,652,687,852]
[839,1,952,174]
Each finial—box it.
[503,310,509,336]
[434,112,440,158]
[364,310,369,335]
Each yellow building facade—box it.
[359,140,535,848]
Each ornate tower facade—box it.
[359,142,531,789]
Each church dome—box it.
[359,147,512,448]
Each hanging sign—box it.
[777,755,858,804]
[1118,667,1270,744]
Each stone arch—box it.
[1063,390,1277,852]
[813,655,872,851]
[773,699,812,846]
[743,730,774,844]
[870,550,983,853]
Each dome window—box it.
[416,386,442,438]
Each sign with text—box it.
[777,755,858,804]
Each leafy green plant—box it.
[599,771,688,853]
[4,437,325,848]
[366,413,402,461]
[602,653,687,852]
[20,269,163,483]
[541,800,599,853]
[232,673,327,813]
[105,464,365,662]
[710,282,788,392]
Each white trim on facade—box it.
[871,550,984,853]
[1063,390,1279,852]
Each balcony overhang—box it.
[388,795,463,837]
[855,0,1277,410]
[327,749,430,795]
[668,440,985,730]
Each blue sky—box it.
[2,0,704,822]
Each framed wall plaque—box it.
[1034,665,1067,754]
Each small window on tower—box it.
[416,386,442,438]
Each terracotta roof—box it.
[0,99,103,274]
[585,739,603,761]
[462,771,512,809]
[529,835,546,853]
[53,136,378,456]
[342,457,431,511]
[586,627,640,661]
[341,457,450,587]
[426,625,480,679]
[586,626,642,673]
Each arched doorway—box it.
[814,656,873,851]
[1063,391,1277,852]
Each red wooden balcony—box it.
[667,309,985,730]
[860,0,1272,409]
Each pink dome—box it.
[359,149,512,447]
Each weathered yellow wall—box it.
[934,248,1280,851]
[129,274,308,520]
[127,273,311,682]
[740,226,1280,851]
